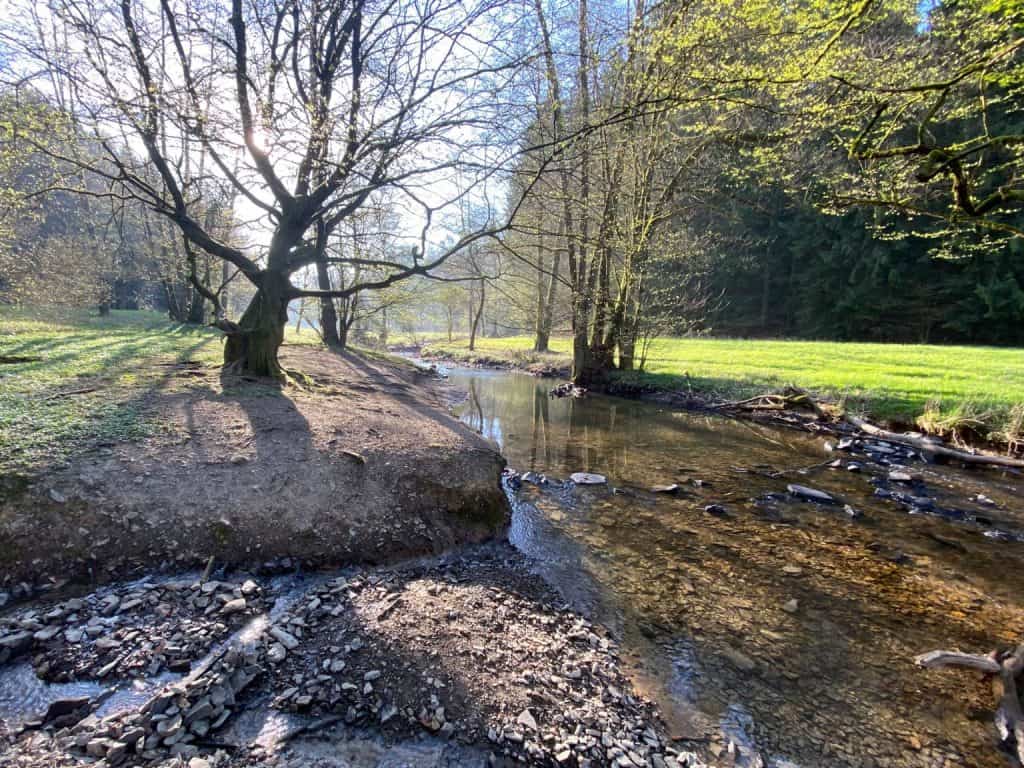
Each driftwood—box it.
[915,644,1024,765]
[845,413,1024,470]
[715,385,1024,470]
[915,649,1000,674]
[713,386,830,419]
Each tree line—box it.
[1,0,1021,384]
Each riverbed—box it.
[448,366,1024,768]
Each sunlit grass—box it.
[0,306,221,472]
[425,334,1024,441]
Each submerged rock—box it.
[786,484,835,504]
[570,472,607,485]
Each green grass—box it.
[425,334,1024,444]
[0,307,222,472]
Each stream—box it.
[448,366,1024,768]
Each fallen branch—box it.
[914,649,1000,674]
[845,413,1024,470]
[43,387,98,401]
[786,387,1024,470]
[916,643,1024,765]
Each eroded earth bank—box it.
[0,348,694,768]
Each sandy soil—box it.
[0,346,507,593]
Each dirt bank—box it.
[0,346,507,596]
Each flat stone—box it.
[570,472,606,485]
[0,631,33,653]
[782,599,799,613]
[650,484,679,494]
[787,484,834,504]
[269,626,300,650]
[722,646,756,672]
[221,598,247,615]
[517,708,538,730]
[33,626,61,642]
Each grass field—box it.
[0,307,224,471]
[424,335,1024,445]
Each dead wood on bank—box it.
[713,385,1024,470]
[915,644,1024,765]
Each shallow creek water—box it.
[448,367,1024,768]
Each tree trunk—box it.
[314,225,341,346]
[339,310,350,349]
[534,239,549,352]
[223,270,289,378]
[469,280,485,351]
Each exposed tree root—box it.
[915,644,1024,765]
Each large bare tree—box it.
[3,0,529,377]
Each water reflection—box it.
[450,368,1024,768]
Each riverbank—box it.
[417,336,1024,455]
[1,543,706,768]
[0,308,506,593]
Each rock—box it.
[703,504,727,515]
[241,580,259,596]
[380,703,398,723]
[267,643,288,663]
[517,709,538,731]
[571,472,607,485]
[888,471,914,483]
[49,488,67,504]
[782,565,803,576]
[105,740,128,764]
[189,759,212,768]
[170,743,198,759]
[722,646,756,672]
[782,599,799,614]
[33,626,61,642]
[650,484,679,494]
[846,462,862,472]
[43,696,91,725]
[0,631,33,654]
[221,598,247,615]
[364,669,382,681]
[269,626,300,650]
[85,738,110,757]
[230,454,248,465]
[786,484,834,504]
[95,636,121,651]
